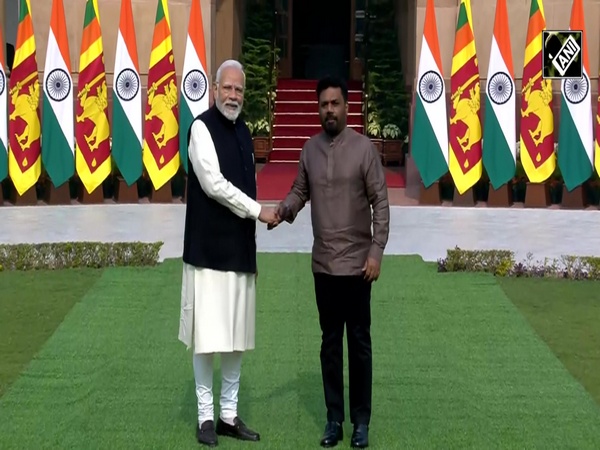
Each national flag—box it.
[483,0,516,189]
[448,0,482,194]
[143,0,179,190]
[112,0,143,186]
[0,24,7,182]
[42,0,74,188]
[558,0,592,191]
[179,0,209,173]
[411,0,448,188]
[75,0,111,194]
[519,0,555,182]
[8,0,41,196]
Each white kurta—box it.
[178,118,262,354]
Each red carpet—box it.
[256,163,406,201]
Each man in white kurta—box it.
[178,59,278,446]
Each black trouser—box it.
[313,272,372,426]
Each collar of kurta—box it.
[322,126,350,147]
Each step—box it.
[269,149,302,162]
[275,102,363,114]
[272,136,310,149]
[277,78,363,91]
[274,112,363,126]
[276,90,363,103]
[273,124,364,138]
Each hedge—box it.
[438,246,600,281]
[0,242,163,271]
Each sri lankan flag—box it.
[519,0,555,183]
[75,0,111,194]
[143,0,179,190]
[0,23,7,182]
[448,0,482,195]
[8,0,41,196]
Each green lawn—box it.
[1,254,599,449]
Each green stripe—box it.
[155,0,165,24]
[558,96,592,191]
[178,100,194,174]
[112,97,142,186]
[411,96,448,187]
[18,0,29,22]
[0,140,7,181]
[83,0,96,28]
[41,94,74,187]
[456,3,468,30]
[530,0,540,17]
[483,97,516,189]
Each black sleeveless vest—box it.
[182,105,257,273]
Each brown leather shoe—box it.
[196,420,218,447]
[215,416,260,441]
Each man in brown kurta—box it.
[272,76,390,448]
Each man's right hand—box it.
[258,206,279,225]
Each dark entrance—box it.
[291,0,351,79]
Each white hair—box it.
[215,59,246,85]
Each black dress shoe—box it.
[196,420,218,447]
[351,424,369,448]
[320,421,343,447]
[215,416,260,441]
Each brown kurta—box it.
[280,126,390,276]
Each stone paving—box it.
[1,202,599,264]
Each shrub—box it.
[438,246,600,281]
[0,242,163,271]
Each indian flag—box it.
[42,0,74,188]
[411,0,448,188]
[558,0,593,191]
[143,0,179,191]
[179,0,209,173]
[483,0,515,189]
[448,0,482,195]
[112,0,142,187]
[0,24,7,182]
[75,0,111,194]
[8,0,42,196]
[519,0,555,183]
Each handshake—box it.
[258,202,290,230]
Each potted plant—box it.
[249,117,271,162]
[240,1,278,161]
[366,0,410,166]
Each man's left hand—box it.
[362,257,380,282]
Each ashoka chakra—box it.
[419,70,443,103]
[183,69,208,102]
[45,69,71,102]
[116,68,140,102]
[564,74,589,105]
[487,72,513,105]
[0,71,4,96]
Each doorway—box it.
[276,0,353,80]
[292,0,350,79]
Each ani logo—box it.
[487,72,513,106]
[45,69,71,102]
[115,68,140,102]
[183,69,208,102]
[418,70,443,104]
[0,70,5,97]
[563,74,588,104]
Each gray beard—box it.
[216,99,241,122]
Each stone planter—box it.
[253,136,270,162]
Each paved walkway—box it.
[1,203,599,263]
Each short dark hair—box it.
[316,76,348,103]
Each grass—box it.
[0,254,599,449]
